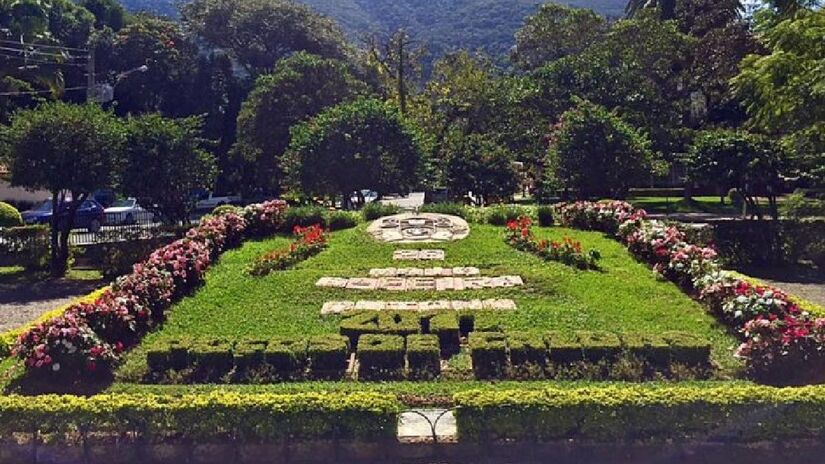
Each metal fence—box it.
[67,211,193,247]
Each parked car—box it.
[22,199,106,232]
[104,198,151,225]
[194,192,242,211]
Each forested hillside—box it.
[120,0,626,59]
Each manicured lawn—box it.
[114,223,742,384]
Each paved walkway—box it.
[381,192,425,211]
[0,278,103,333]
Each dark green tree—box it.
[79,0,125,31]
[444,132,519,206]
[233,52,366,195]
[121,114,217,224]
[546,99,655,199]
[181,0,350,75]
[687,130,786,219]
[513,2,607,70]
[6,102,124,276]
[283,98,426,208]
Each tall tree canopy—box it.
[5,102,124,275]
[233,52,366,195]
[512,2,608,70]
[283,98,426,204]
[181,0,350,75]
[732,8,825,186]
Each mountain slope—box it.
[120,0,627,59]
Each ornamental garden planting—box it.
[2,199,825,459]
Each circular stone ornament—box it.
[367,213,470,243]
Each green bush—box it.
[265,337,308,378]
[147,338,192,373]
[576,331,623,362]
[545,331,583,363]
[0,225,49,270]
[486,205,529,226]
[419,202,468,218]
[0,392,401,442]
[281,206,328,232]
[780,192,825,219]
[0,202,23,227]
[507,331,547,367]
[233,339,268,371]
[620,333,670,367]
[362,202,400,221]
[212,204,242,216]
[357,334,405,380]
[469,332,508,379]
[537,205,554,227]
[473,312,503,333]
[661,331,712,366]
[454,385,825,442]
[407,334,441,380]
[190,339,234,376]
[428,312,460,354]
[307,335,349,379]
[327,211,359,231]
[339,311,421,347]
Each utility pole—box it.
[86,48,95,102]
[397,33,406,115]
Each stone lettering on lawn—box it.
[320,299,518,315]
[393,249,446,261]
[316,276,523,291]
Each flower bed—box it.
[555,200,825,385]
[505,216,600,269]
[11,201,288,379]
[247,224,328,276]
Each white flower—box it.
[52,363,61,372]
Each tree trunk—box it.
[49,191,64,277]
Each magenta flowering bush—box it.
[111,264,175,320]
[14,201,288,379]
[554,200,643,233]
[736,315,825,383]
[243,200,288,237]
[14,313,116,377]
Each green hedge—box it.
[428,312,460,354]
[407,334,441,380]
[507,331,547,367]
[469,332,508,379]
[0,225,49,270]
[0,392,401,441]
[147,335,348,380]
[340,311,421,348]
[454,385,825,442]
[357,334,405,380]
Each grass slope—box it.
[115,224,741,383]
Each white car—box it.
[195,193,242,211]
[105,198,151,225]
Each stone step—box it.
[320,299,517,315]
[369,267,480,278]
[316,276,524,292]
[393,249,445,261]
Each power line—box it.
[0,86,88,97]
[0,53,88,67]
[0,39,88,53]
[0,45,89,61]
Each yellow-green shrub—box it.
[0,392,401,441]
[455,385,825,442]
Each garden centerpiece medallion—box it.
[367,213,469,243]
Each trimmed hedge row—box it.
[454,385,825,442]
[0,392,400,441]
[469,331,711,380]
[147,334,443,382]
[147,335,350,380]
